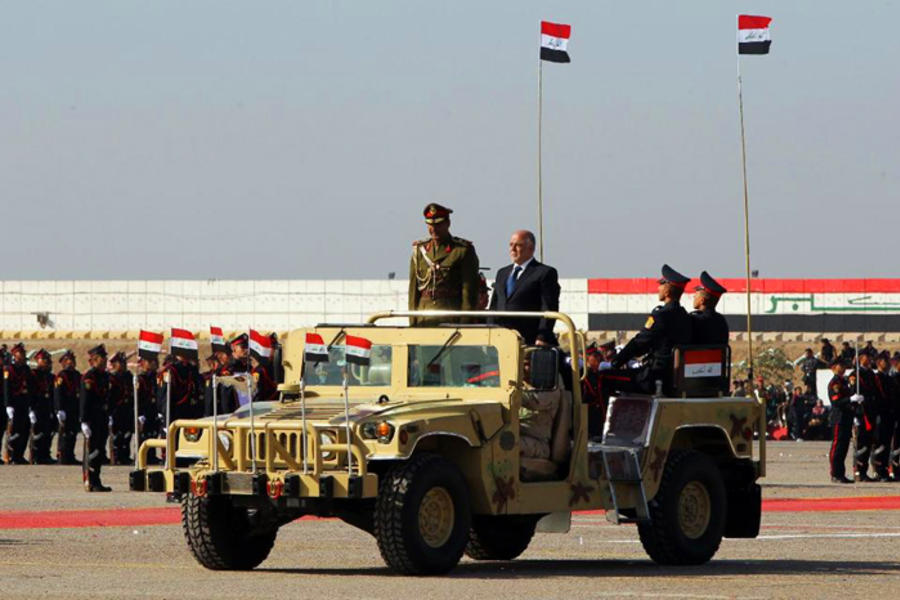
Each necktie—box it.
[506,265,522,297]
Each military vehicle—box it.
[130,310,765,574]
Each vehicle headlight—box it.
[360,421,394,443]
[184,427,201,442]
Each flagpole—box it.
[737,41,754,385]
[537,57,544,262]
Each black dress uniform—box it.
[30,351,57,464]
[854,364,879,480]
[251,359,277,403]
[4,347,35,464]
[890,369,900,481]
[108,355,135,465]
[136,366,161,464]
[80,345,111,491]
[690,271,729,345]
[158,359,203,422]
[872,356,895,480]
[602,265,693,397]
[54,354,82,464]
[828,368,854,483]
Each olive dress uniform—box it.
[408,204,480,325]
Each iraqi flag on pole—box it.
[738,15,772,55]
[170,328,199,360]
[345,335,372,366]
[210,326,227,353]
[540,21,571,63]
[304,333,329,364]
[249,329,273,361]
[138,330,163,360]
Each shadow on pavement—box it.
[259,558,900,578]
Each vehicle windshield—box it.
[408,345,500,387]
[305,344,393,386]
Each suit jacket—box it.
[488,260,560,344]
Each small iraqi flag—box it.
[137,330,163,360]
[249,329,273,361]
[738,15,772,55]
[170,328,199,360]
[210,326,227,353]
[540,21,571,63]
[304,333,329,364]
[345,335,372,366]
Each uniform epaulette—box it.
[412,239,429,248]
[452,236,472,247]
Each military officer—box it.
[600,265,693,398]
[4,343,34,464]
[80,344,111,491]
[408,203,480,325]
[29,349,57,464]
[690,271,730,345]
[229,334,250,374]
[108,352,135,465]
[54,350,81,464]
[136,355,161,464]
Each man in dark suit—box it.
[488,230,561,345]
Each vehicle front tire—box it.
[465,514,538,560]
[182,494,277,570]
[374,453,471,574]
[637,450,726,565]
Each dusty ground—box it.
[1,441,899,599]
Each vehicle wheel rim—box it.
[418,486,455,548]
[677,481,711,539]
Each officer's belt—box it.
[420,289,458,299]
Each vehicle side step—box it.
[595,445,650,525]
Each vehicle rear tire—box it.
[637,450,726,565]
[374,453,471,574]
[182,495,277,570]
[465,514,537,560]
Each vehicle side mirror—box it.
[529,348,559,391]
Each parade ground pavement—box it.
[1,441,899,599]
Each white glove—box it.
[57,410,66,422]
[108,416,114,428]
[850,394,864,404]
[5,406,13,420]
[138,415,146,425]
[28,410,37,425]
[599,361,613,370]
[157,413,164,423]
[81,422,91,438]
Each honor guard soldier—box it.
[582,343,605,440]
[854,351,879,481]
[408,203,480,325]
[54,350,81,464]
[108,352,135,465]
[251,355,277,403]
[4,343,34,464]
[690,271,730,345]
[30,349,57,464]
[600,265,693,398]
[828,359,856,484]
[159,354,203,423]
[872,351,896,481]
[80,344,111,492]
[229,334,250,373]
[136,355,161,464]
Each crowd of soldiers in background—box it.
[0,333,283,482]
[729,338,900,483]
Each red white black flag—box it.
[138,330,163,360]
[738,15,772,55]
[210,326,227,353]
[541,21,571,63]
[304,333,329,364]
[249,329,273,361]
[345,335,372,366]
[170,328,199,360]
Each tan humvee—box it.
[130,310,765,575]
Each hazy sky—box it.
[2,2,897,280]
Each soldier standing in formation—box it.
[30,349,57,464]
[854,351,879,481]
[4,343,34,464]
[408,203,480,325]
[136,355,161,465]
[828,358,855,484]
[54,350,81,464]
[872,351,895,480]
[690,271,729,345]
[80,344,111,492]
[108,352,135,465]
[158,353,202,423]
